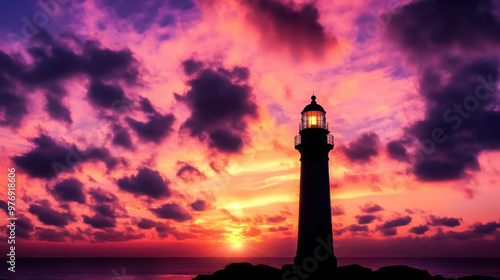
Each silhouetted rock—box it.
[373,265,433,280]
[193,262,280,280]
[253,264,282,279]
[192,276,211,280]
[336,264,372,280]
[223,262,253,273]
[458,277,500,280]
[193,263,500,280]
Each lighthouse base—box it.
[293,254,337,280]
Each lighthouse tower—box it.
[294,95,336,277]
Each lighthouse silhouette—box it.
[294,95,336,278]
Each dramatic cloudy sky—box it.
[1,0,500,257]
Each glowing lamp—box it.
[310,115,317,126]
[299,96,326,130]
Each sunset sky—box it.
[1,0,500,258]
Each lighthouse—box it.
[294,95,336,277]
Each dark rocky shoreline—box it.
[193,262,500,280]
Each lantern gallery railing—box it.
[327,134,334,146]
[299,119,328,131]
[294,135,301,146]
[294,134,334,146]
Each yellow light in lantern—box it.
[310,116,317,126]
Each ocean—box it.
[0,257,499,280]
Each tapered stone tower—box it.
[294,95,336,278]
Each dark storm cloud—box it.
[386,0,500,61]
[428,215,462,227]
[409,225,430,235]
[0,51,27,128]
[94,228,144,242]
[139,97,157,114]
[333,229,347,236]
[137,218,158,229]
[159,14,175,27]
[432,228,478,241]
[207,129,243,152]
[269,226,289,232]
[0,51,22,78]
[89,187,118,203]
[190,199,207,211]
[12,133,120,179]
[242,0,336,59]
[95,204,116,218]
[86,80,130,109]
[409,58,500,181]
[117,167,171,198]
[360,202,384,213]
[49,178,86,204]
[83,40,138,83]
[230,67,250,83]
[21,34,138,85]
[83,214,116,229]
[126,114,175,144]
[432,220,500,240]
[176,162,207,183]
[16,214,35,239]
[378,216,412,230]
[356,215,377,225]
[4,213,35,240]
[83,198,123,229]
[45,87,72,124]
[84,147,121,170]
[126,113,175,144]
[0,31,140,129]
[267,215,286,223]
[386,140,408,160]
[348,224,368,232]
[151,203,192,222]
[155,223,195,240]
[331,205,345,216]
[155,225,169,238]
[36,227,66,242]
[182,59,203,75]
[111,124,134,150]
[29,201,73,227]
[472,221,500,234]
[0,90,28,128]
[386,0,500,181]
[0,200,8,214]
[22,45,84,85]
[341,132,379,163]
[381,228,397,236]
[175,64,258,153]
